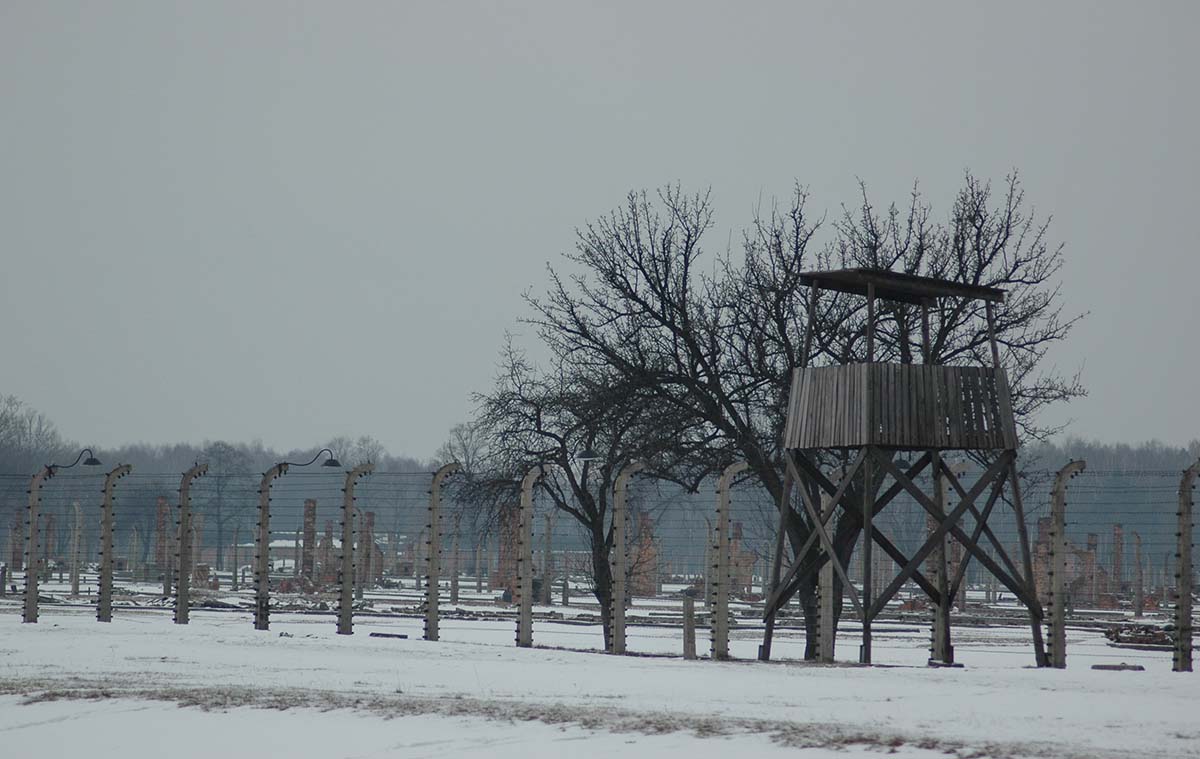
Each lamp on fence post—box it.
[23,448,102,624]
[254,448,341,631]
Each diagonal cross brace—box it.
[947,471,1006,602]
[788,455,865,617]
[762,451,941,617]
[762,449,867,614]
[864,453,1012,619]
[874,452,1042,614]
[792,451,940,598]
[790,452,942,601]
[938,459,1024,585]
[868,452,1013,620]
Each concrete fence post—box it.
[156,497,172,596]
[231,526,240,591]
[97,464,132,622]
[450,514,462,605]
[1174,460,1197,672]
[711,461,748,660]
[541,512,554,606]
[475,540,484,593]
[817,557,836,663]
[611,461,645,655]
[302,499,317,582]
[45,513,58,583]
[127,527,142,582]
[813,483,837,664]
[21,467,54,623]
[424,462,460,642]
[69,502,82,596]
[1048,460,1086,668]
[1133,532,1144,619]
[929,458,967,665]
[337,463,374,635]
[515,465,542,647]
[174,463,209,625]
[255,463,289,631]
[356,511,372,599]
[293,525,301,579]
[703,533,713,611]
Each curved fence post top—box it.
[181,462,209,490]
[1053,460,1087,487]
[345,462,375,482]
[617,460,647,478]
[521,464,545,491]
[718,460,750,490]
[433,461,462,487]
[1182,460,1199,491]
[261,462,289,485]
[104,463,133,484]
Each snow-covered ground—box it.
[1,603,1196,758]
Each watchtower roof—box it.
[798,268,1006,305]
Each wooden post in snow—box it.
[682,595,697,660]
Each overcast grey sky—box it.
[1,2,1196,458]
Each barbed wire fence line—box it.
[0,464,1194,665]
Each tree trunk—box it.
[589,524,614,651]
[782,475,867,661]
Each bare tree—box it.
[435,422,487,473]
[522,174,1083,656]
[470,339,674,648]
[325,435,388,468]
[198,441,252,571]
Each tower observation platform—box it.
[760,268,1049,667]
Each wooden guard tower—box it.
[762,268,1048,667]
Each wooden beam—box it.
[759,468,793,661]
[947,468,1008,601]
[786,455,864,617]
[938,459,1024,585]
[1006,460,1049,666]
[789,452,942,600]
[870,453,1040,616]
[761,451,866,615]
[762,451,940,618]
